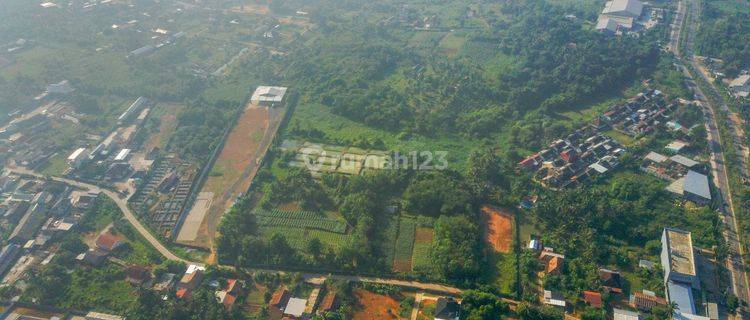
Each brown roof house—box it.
[95,232,124,252]
[583,290,603,308]
[270,287,290,310]
[630,292,667,311]
[540,248,565,275]
[317,292,339,315]
[215,279,242,308]
[126,265,152,286]
[177,264,205,299]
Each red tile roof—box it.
[95,233,123,251]
[269,288,289,308]
[583,290,602,308]
[319,293,338,313]
[176,287,192,299]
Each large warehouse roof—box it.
[683,170,711,201]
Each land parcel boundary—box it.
[176,86,288,249]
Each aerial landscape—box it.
[0,0,749,319]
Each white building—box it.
[250,86,288,105]
[729,74,750,99]
[596,0,644,33]
[67,147,89,168]
[118,97,148,123]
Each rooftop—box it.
[602,0,644,17]
[251,86,288,103]
[683,170,711,201]
[729,74,750,87]
[670,155,699,168]
[284,297,307,317]
[664,228,696,276]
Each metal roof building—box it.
[683,170,711,204]
[661,228,698,288]
[667,281,695,315]
[602,0,644,18]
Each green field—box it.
[253,209,348,233]
[287,103,485,170]
[260,226,352,251]
[392,216,417,271]
[411,227,434,271]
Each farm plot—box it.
[411,227,434,271]
[260,226,350,251]
[392,217,416,272]
[480,205,514,253]
[252,209,347,233]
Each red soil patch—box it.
[480,205,513,253]
[352,289,402,320]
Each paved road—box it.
[7,166,190,264]
[6,166,465,295]
[672,0,750,316]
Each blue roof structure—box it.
[667,281,695,315]
[683,170,711,201]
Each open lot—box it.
[480,205,513,253]
[352,289,403,320]
[178,99,285,250]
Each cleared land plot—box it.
[352,289,402,320]
[175,192,213,242]
[411,227,434,270]
[180,100,285,249]
[480,205,513,253]
[392,217,416,272]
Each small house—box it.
[434,297,460,320]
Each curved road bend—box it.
[671,0,750,316]
[6,166,464,295]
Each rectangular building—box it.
[661,228,699,289]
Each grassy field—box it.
[39,153,69,176]
[493,253,517,296]
[287,102,484,170]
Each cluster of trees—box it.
[279,0,659,142]
[219,147,521,286]
[696,3,750,77]
[530,173,723,297]
[169,98,236,162]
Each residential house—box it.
[729,74,750,99]
[614,308,642,320]
[630,292,667,311]
[153,272,177,292]
[96,233,123,252]
[540,248,565,275]
[583,290,602,308]
[543,290,566,308]
[434,297,461,320]
[599,268,624,293]
[179,264,205,291]
[126,265,151,286]
[270,287,290,310]
[215,279,242,308]
[317,293,339,315]
[284,297,307,318]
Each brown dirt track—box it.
[480,205,513,253]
